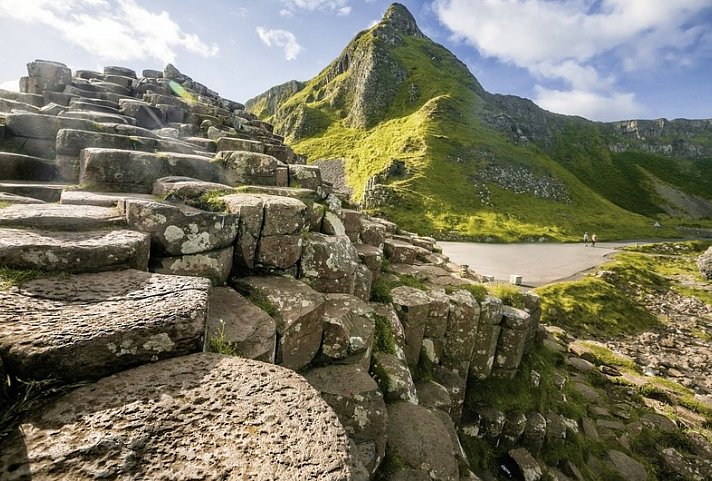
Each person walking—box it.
[583,232,589,247]
[591,233,597,247]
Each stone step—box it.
[0,203,125,230]
[67,100,122,115]
[0,152,58,181]
[0,181,70,202]
[0,353,354,480]
[80,147,219,193]
[0,192,45,204]
[60,189,154,207]
[69,96,119,109]
[0,270,211,383]
[0,88,44,107]
[0,228,150,272]
[60,110,137,125]
[2,112,99,158]
[56,128,205,159]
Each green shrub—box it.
[487,283,525,308]
[247,293,278,318]
[372,314,396,354]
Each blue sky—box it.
[1,0,710,122]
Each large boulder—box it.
[698,246,712,280]
[0,270,210,382]
[370,351,418,404]
[150,245,233,285]
[222,194,306,270]
[232,276,324,371]
[205,287,276,362]
[0,354,357,481]
[319,294,375,368]
[23,59,72,93]
[304,364,387,476]
[122,198,238,256]
[441,289,480,379]
[300,233,359,293]
[214,150,288,186]
[385,402,460,481]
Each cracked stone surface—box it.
[0,353,356,481]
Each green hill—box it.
[246,3,712,242]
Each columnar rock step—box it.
[0,204,124,230]
[0,181,70,202]
[0,228,150,273]
[0,269,211,383]
[0,152,58,181]
[0,353,356,481]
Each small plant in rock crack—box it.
[207,319,240,356]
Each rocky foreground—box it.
[1,60,710,481]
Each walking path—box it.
[439,241,639,287]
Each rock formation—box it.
[0,59,542,480]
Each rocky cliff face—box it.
[246,3,712,240]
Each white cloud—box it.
[0,0,218,64]
[256,27,303,61]
[0,79,19,92]
[434,0,712,118]
[535,86,644,121]
[279,0,352,16]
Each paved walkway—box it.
[439,241,638,287]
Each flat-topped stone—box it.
[152,176,234,200]
[0,270,210,382]
[0,181,69,202]
[60,110,136,125]
[0,228,150,272]
[233,276,325,371]
[0,192,45,204]
[0,353,356,481]
[0,203,124,230]
[80,148,219,193]
[60,190,154,207]
[0,152,58,181]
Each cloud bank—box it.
[0,0,219,64]
[256,27,303,61]
[434,0,712,120]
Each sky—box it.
[0,0,711,122]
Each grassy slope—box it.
[261,29,710,241]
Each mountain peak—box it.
[382,3,422,37]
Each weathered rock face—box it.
[233,276,324,371]
[385,402,460,481]
[0,270,210,382]
[206,287,276,362]
[150,245,233,285]
[698,246,712,280]
[300,233,359,293]
[214,150,288,186]
[371,351,418,404]
[390,286,431,367]
[305,364,387,476]
[123,198,238,255]
[319,294,375,368]
[0,354,356,481]
[468,296,503,380]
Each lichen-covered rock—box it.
[322,210,347,236]
[433,365,466,423]
[289,164,322,190]
[501,412,528,447]
[0,228,150,273]
[416,380,451,412]
[221,193,263,269]
[319,294,375,368]
[0,203,124,231]
[340,209,363,243]
[390,286,431,367]
[522,412,546,454]
[0,270,210,382]
[425,288,450,339]
[475,406,505,443]
[216,137,264,153]
[152,176,234,200]
[24,59,72,93]
[360,220,386,248]
[384,238,418,264]
[370,351,417,404]
[493,306,531,376]
[372,303,408,363]
[150,245,233,285]
[442,289,480,378]
[122,198,238,256]
[214,150,288,186]
[698,246,712,280]
[385,402,460,481]
[468,322,501,381]
[205,287,276,362]
[232,276,324,370]
[0,354,356,481]
[304,364,387,476]
[355,243,383,272]
[300,233,359,293]
[508,448,542,481]
[607,450,647,481]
